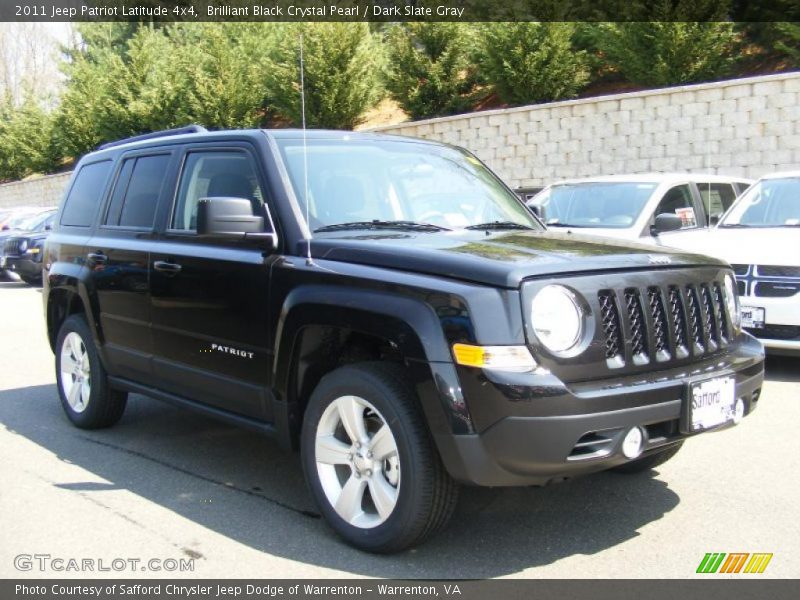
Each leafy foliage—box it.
[592,4,741,87]
[478,22,589,105]
[0,94,59,182]
[384,23,479,119]
[265,23,385,129]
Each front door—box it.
[149,145,277,421]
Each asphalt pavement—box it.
[1,281,798,578]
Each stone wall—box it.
[0,172,72,210]
[371,72,800,188]
[2,72,799,204]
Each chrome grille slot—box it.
[598,291,624,367]
[713,282,729,344]
[700,284,719,351]
[668,286,689,359]
[685,285,705,355]
[624,289,649,365]
[647,287,670,362]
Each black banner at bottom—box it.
[4,580,800,600]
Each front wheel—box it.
[55,314,127,429]
[301,362,458,553]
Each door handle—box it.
[153,260,182,276]
[86,252,107,265]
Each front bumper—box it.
[1,255,41,278]
[741,297,800,354]
[435,333,764,486]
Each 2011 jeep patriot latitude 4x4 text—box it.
[44,127,764,552]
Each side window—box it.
[656,184,697,228]
[697,183,737,223]
[172,151,265,231]
[60,161,113,227]
[104,154,170,229]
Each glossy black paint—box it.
[43,128,765,487]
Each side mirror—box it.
[651,212,683,235]
[196,197,275,250]
[528,203,546,221]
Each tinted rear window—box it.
[60,161,112,227]
[105,154,170,229]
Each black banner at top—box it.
[2,0,800,22]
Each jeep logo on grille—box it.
[649,255,672,265]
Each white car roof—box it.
[759,170,800,180]
[548,173,753,186]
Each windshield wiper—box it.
[546,222,592,228]
[465,221,535,231]
[314,220,450,233]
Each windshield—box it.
[532,182,657,228]
[275,138,540,233]
[7,212,44,230]
[720,177,800,227]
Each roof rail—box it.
[97,125,208,151]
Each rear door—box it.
[149,142,277,421]
[693,181,739,225]
[86,150,177,381]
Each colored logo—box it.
[696,553,773,574]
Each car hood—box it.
[306,229,726,288]
[659,227,800,267]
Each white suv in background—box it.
[664,172,800,355]
[528,173,752,245]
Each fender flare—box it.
[272,285,472,446]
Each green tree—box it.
[172,23,278,129]
[55,25,190,158]
[591,1,740,88]
[265,23,385,129]
[384,23,479,120]
[0,94,59,181]
[478,22,589,105]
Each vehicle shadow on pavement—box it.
[764,355,800,383]
[0,384,680,578]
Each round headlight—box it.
[723,274,741,331]
[18,239,28,253]
[531,285,583,353]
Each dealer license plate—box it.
[688,377,736,432]
[740,306,765,329]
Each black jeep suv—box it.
[43,126,764,552]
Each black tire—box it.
[611,442,683,474]
[55,314,127,429]
[301,362,459,553]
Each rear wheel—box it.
[611,442,683,474]
[55,314,127,429]
[301,362,458,553]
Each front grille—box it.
[748,324,800,340]
[599,277,731,369]
[755,282,799,297]
[3,238,22,256]
[730,264,750,276]
[756,265,800,277]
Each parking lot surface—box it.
[1,281,798,578]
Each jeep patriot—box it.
[43,126,764,552]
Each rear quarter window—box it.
[60,160,113,227]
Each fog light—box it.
[622,427,645,459]
[733,398,745,424]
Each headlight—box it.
[18,240,28,253]
[531,285,584,353]
[724,273,741,331]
